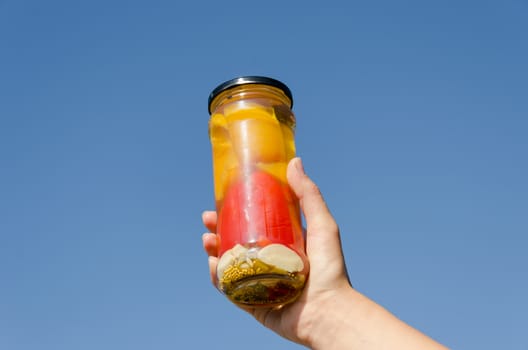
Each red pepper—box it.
[217,170,296,255]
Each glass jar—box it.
[208,76,309,308]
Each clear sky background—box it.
[1,1,527,349]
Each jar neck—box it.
[209,84,293,114]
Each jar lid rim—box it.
[208,76,293,114]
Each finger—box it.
[208,256,218,286]
[202,232,219,257]
[202,211,218,233]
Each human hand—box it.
[202,157,352,346]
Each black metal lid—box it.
[208,76,293,114]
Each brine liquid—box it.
[222,266,305,307]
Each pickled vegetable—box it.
[217,243,306,307]
[217,170,299,255]
[226,107,286,164]
[209,113,238,201]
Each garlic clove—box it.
[217,244,248,279]
[257,244,304,272]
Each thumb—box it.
[286,158,342,260]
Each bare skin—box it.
[202,157,448,349]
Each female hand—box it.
[202,158,448,349]
[202,157,352,346]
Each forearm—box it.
[307,287,448,350]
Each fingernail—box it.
[294,157,305,175]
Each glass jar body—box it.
[208,80,308,307]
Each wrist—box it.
[306,286,394,350]
[302,285,368,349]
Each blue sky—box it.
[1,1,527,349]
